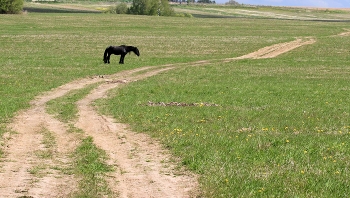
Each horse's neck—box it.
[124,46,132,52]
[125,46,135,53]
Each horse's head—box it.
[132,47,140,56]
[103,55,107,63]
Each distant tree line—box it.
[169,0,240,4]
[1,0,240,15]
[169,0,216,4]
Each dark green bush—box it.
[0,0,23,14]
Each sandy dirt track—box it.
[0,38,315,198]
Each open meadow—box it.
[1,2,350,197]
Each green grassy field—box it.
[1,3,350,197]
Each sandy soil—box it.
[0,37,316,198]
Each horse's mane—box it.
[122,45,135,49]
[124,45,138,54]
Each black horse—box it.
[103,45,140,64]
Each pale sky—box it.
[217,0,350,8]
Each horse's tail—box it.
[103,47,110,63]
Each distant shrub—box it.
[128,0,174,16]
[0,0,23,14]
[225,0,239,5]
[184,13,192,18]
[103,3,128,14]
[115,2,127,14]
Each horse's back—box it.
[109,45,126,55]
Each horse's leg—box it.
[107,53,110,64]
[119,55,125,64]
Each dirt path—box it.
[0,38,314,198]
[224,38,316,61]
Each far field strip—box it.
[174,6,350,21]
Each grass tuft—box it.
[72,136,114,198]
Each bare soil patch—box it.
[1,38,315,197]
[338,29,350,36]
